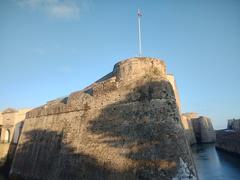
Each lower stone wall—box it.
[0,144,10,167]
[10,79,198,180]
[181,114,215,145]
[181,115,196,145]
[228,119,240,131]
[0,143,18,176]
[216,130,240,155]
[191,117,216,143]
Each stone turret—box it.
[10,57,197,180]
[191,116,216,143]
[181,113,216,144]
[113,57,167,81]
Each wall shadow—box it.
[10,80,195,180]
[86,81,195,179]
[11,129,132,180]
[0,121,24,177]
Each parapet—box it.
[26,57,171,117]
[113,57,166,81]
[182,112,199,119]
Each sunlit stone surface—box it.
[10,58,197,180]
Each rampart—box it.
[227,119,240,131]
[216,119,240,155]
[10,57,197,180]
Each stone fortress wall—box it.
[0,108,31,167]
[165,77,216,145]
[227,119,240,131]
[0,57,218,179]
[181,113,216,144]
[181,113,198,145]
[216,119,240,155]
[166,74,181,113]
[10,57,198,180]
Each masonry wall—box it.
[191,116,216,143]
[10,58,197,180]
[0,113,3,125]
[0,108,30,169]
[181,113,216,144]
[228,119,240,131]
[166,74,181,113]
[216,119,240,155]
[216,130,240,155]
[181,114,197,145]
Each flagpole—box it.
[137,9,142,57]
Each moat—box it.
[192,144,240,180]
[0,144,240,179]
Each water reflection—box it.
[192,144,240,180]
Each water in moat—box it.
[0,144,239,179]
[191,144,240,180]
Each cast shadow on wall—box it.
[11,81,194,180]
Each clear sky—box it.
[1,0,240,129]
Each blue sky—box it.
[1,0,240,129]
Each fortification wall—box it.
[191,116,216,143]
[227,119,240,131]
[10,58,197,180]
[113,57,166,81]
[181,113,197,145]
[166,74,181,113]
[216,119,240,155]
[181,113,216,144]
[0,144,10,167]
[0,113,3,125]
[216,130,240,155]
[0,108,30,171]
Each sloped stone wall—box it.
[10,58,197,180]
[166,74,181,113]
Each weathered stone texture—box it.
[181,113,216,144]
[191,116,216,143]
[166,74,181,113]
[216,119,240,155]
[10,58,197,180]
[0,144,10,167]
[216,130,240,155]
[0,108,30,168]
[181,113,197,145]
[227,119,240,131]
